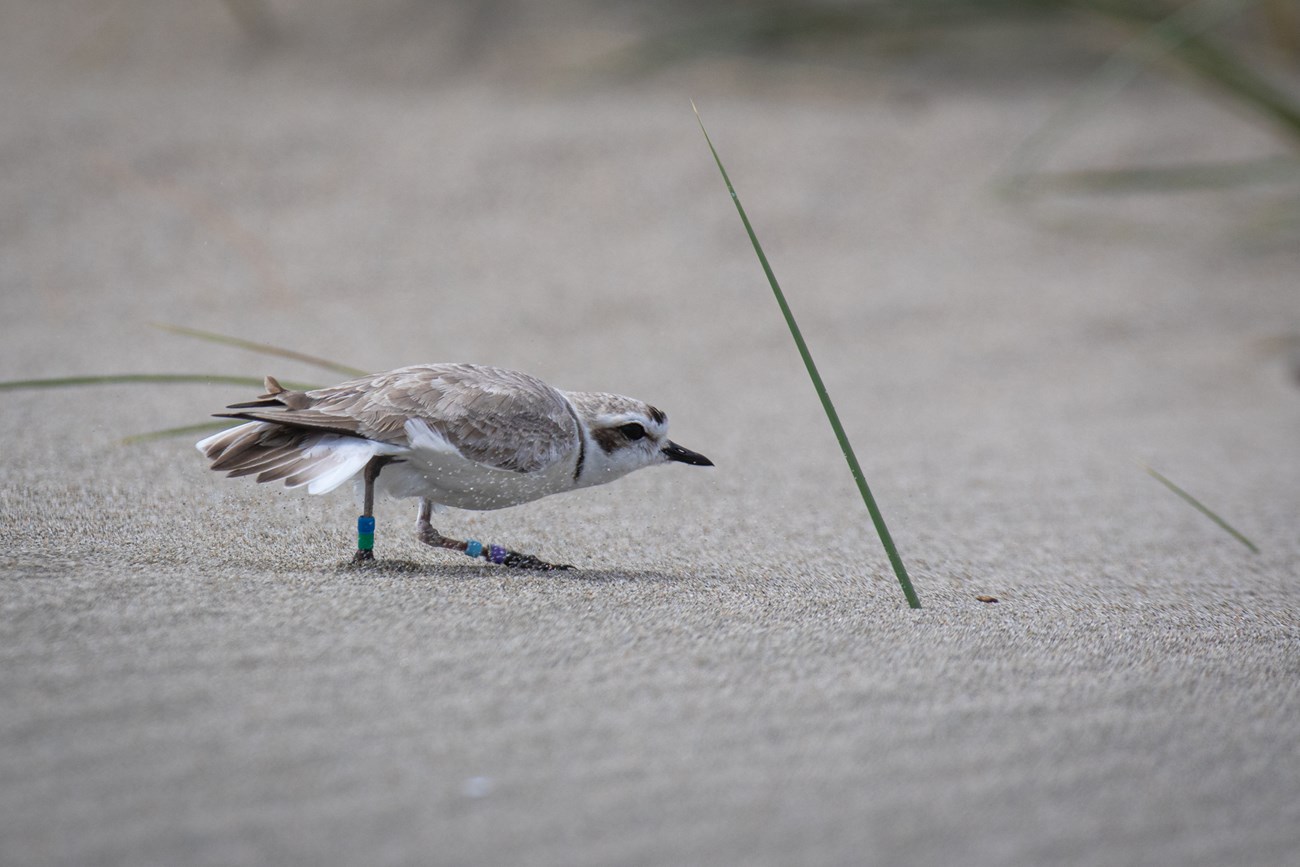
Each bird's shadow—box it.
[337,557,691,584]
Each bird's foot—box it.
[352,515,377,564]
[498,550,574,571]
[417,520,573,571]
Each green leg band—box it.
[358,516,376,551]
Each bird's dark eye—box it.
[618,423,646,441]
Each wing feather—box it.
[221,364,578,474]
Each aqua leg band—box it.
[357,516,376,551]
[464,539,483,559]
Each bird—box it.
[196,363,713,569]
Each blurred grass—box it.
[0,325,347,444]
[1084,0,1300,146]
[1144,463,1261,553]
[1005,154,1300,192]
[1003,0,1300,193]
[630,1,1300,200]
[121,421,236,445]
[0,373,300,392]
[149,323,366,378]
[207,1,1299,201]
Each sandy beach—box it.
[2,2,1298,865]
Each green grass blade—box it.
[150,322,367,378]
[0,375,327,443]
[692,102,920,609]
[0,373,303,391]
[1143,463,1260,554]
[121,420,235,445]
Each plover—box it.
[196,363,713,569]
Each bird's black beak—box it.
[662,441,714,467]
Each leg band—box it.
[357,516,376,551]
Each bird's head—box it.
[566,392,713,487]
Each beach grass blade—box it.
[1143,463,1260,554]
[692,102,921,609]
[0,372,321,444]
[1,327,351,443]
[0,373,318,391]
[150,322,367,378]
[120,421,235,445]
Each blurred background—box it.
[5,2,1298,347]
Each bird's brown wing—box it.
[219,363,578,474]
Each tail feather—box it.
[254,459,313,484]
[206,425,298,472]
[197,420,387,495]
[224,375,315,411]
[197,423,268,465]
[223,447,308,479]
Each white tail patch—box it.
[295,437,383,495]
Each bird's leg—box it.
[415,497,573,571]
[352,456,392,563]
[415,498,464,552]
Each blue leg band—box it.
[357,516,376,551]
[489,544,508,565]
